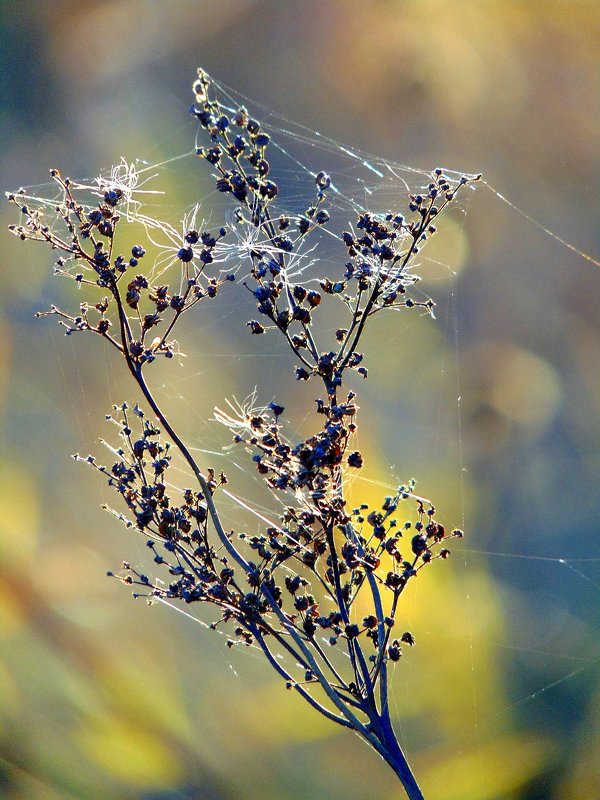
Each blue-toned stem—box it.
[248,622,353,729]
[365,568,389,715]
[376,709,425,800]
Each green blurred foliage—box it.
[1,1,599,798]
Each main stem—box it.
[374,710,425,800]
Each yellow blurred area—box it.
[390,565,509,726]
[0,462,40,565]
[0,660,21,719]
[422,211,471,278]
[423,732,555,800]
[77,713,183,787]
[467,341,562,431]
[0,577,28,636]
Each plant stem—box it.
[375,711,425,800]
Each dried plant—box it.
[8,68,480,799]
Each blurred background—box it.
[1,1,599,798]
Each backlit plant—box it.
[8,68,479,800]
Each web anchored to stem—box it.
[8,68,484,799]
